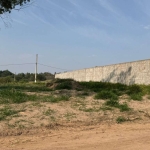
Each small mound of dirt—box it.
[46,79,82,90]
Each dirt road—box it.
[1,122,150,150]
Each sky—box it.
[0,0,150,74]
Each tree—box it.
[0,70,13,77]
[0,0,31,14]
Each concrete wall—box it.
[55,59,150,85]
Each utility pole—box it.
[14,72,16,82]
[35,54,38,83]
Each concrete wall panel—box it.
[55,59,150,85]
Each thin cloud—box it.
[73,26,113,42]
[12,19,28,26]
[29,11,55,27]
[46,0,70,13]
[144,25,150,30]
[97,0,120,16]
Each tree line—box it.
[0,70,54,83]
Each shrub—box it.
[55,81,72,90]
[95,90,118,100]
[55,78,74,83]
[0,77,13,84]
[128,84,142,95]
[80,82,127,93]
[118,103,130,112]
[105,99,119,107]
[130,93,143,101]
[142,85,150,95]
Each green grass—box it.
[42,95,70,103]
[127,84,142,95]
[0,106,18,121]
[130,93,143,101]
[95,90,118,100]
[0,89,37,104]
[118,103,131,112]
[0,80,149,109]
[79,106,101,112]
[80,81,149,99]
[64,112,76,120]
[105,99,119,107]
[80,82,127,93]
[116,116,127,123]
[105,100,130,112]
[100,106,112,111]
[127,84,143,101]
[0,84,70,104]
[43,108,55,116]
[0,82,52,92]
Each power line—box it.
[38,63,71,71]
[0,62,70,71]
[0,63,35,66]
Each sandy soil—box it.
[0,122,150,150]
[1,91,150,150]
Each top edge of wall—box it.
[56,58,150,74]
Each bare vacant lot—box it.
[0,80,150,149]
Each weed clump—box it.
[105,99,119,107]
[0,106,18,121]
[79,107,101,112]
[105,100,130,112]
[130,93,143,101]
[43,108,55,116]
[116,116,127,123]
[95,90,118,100]
[118,103,131,112]
[128,84,142,95]
[42,95,70,103]
[0,89,37,104]
[128,84,143,101]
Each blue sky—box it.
[0,0,150,74]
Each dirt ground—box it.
[0,91,150,150]
[0,121,150,150]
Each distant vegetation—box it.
[0,70,54,83]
